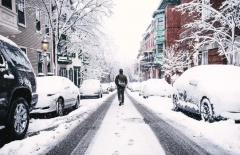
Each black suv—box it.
[0,35,38,139]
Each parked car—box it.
[142,79,168,98]
[0,35,38,139]
[31,76,80,116]
[139,81,146,96]
[101,83,109,94]
[80,79,103,98]
[130,82,140,92]
[161,79,173,98]
[109,82,116,92]
[172,65,240,122]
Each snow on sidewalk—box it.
[85,95,165,155]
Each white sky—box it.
[104,0,161,60]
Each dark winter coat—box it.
[115,73,128,88]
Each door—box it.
[62,78,74,107]
[0,49,14,122]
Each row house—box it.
[136,0,180,81]
[0,0,54,77]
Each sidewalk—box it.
[85,93,165,155]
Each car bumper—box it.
[30,97,56,114]
[30,93,38,111]
[220,111,240,120]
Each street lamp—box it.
[41,37,49,76]
[194,36,200,49]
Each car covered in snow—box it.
[172,65,240,122]
[109,82,116,92]
[0,35,38,139]
[101,83,109,94]
[80,79,103,98]
[139,81,146,96]
[130,82,140,92]
[142,79,169,98]
[31,76,80,116]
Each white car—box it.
[109,82,116,92]
[31,76,80,116]
[139,81,146,96]
[80,79,103,98]
[101,83,109,94]
[142,79,168,98]
[130,82,141,92]
[172,65,240,122]
[161,79,173,97]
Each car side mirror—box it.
[189,79,198,86]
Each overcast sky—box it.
[104,0,161,60]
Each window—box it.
[47,53,51,72]
[20,47,27,55]
[69,68,73,81]
[158,17,164,30]
[202,51,208,65]
[36,9,41,31]
[18,0,25,25]
[37,52,42,73]
[158,44,163,54]
[202,0,210,21]
[2,0,12,10]
[45,15,49,36]
[59,68,67,77]
[0,54,6,67]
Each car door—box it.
[0,49,14,122]
[62,78,72,108]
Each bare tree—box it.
[175,0,240,65]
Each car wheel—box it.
[56,98,64,116]
[7,97,29,140]
[172,95,179,111]
[73,97,80,110]
[200,99,214,123]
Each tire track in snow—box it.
[126,92,211,155]
[46,93,117,155]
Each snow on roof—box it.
[0,35,18,47]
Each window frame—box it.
[202,50,208,65]
[17,0,26,27]
[2,0,12,10]
[36,8,41,33]
[37,50,43,73]
[45,14,50,36]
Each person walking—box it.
[115,69,128,106]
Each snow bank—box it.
[127,90,240,154]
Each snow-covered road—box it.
[85,92,166,155]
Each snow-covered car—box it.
[109,82,116,92]
[139,81,146,96]
[101,83,109,94]
[161,79,173,97]
[80,79,103,98]
[142,79,167,98]
[130,82,140,92]
[172,65,240,122]
[31,76,80,116]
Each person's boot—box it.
[119,102,121,106]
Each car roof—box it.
[0,35,18,47]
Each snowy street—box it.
[1,90,239,155]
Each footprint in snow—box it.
[128,139,134,146]
[115,132,121,137]
[112,151,119,155]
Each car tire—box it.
[6,97,29,140]
[56,98,64,116]
[172,94,179,111]
[200,98,214,123]
[73,97,80,110]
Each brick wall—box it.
[165,5,181,48]
[208,49,227,65]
